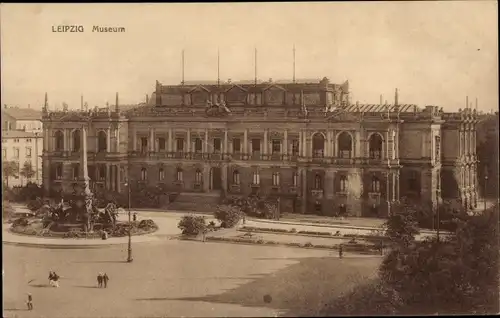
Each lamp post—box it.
[124,177,133,263]
[484,174,488,212]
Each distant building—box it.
[476,112,499,199]
[41,77,480,216]
[1,106,43,133]
[2,130,43,186]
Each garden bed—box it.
[9,219,159,239]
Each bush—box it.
[27,197,44,212]
[297,230,332,236]
[138,219,157,231]
[12,217,29,227]
[303,242,314,247]
[178,215,207,235]
[214,205,243,228]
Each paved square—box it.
[3,239,380,317]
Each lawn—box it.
[3,239,380,317]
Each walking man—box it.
[102,273,109,288]
[52,272,60,288]
[26,293,33,311]
[339,244,344,259]
[97,273,103,288]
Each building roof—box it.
[1,130,42,139]
[2,108,42,120]
[343,103,420,113]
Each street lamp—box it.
[484,174,489,212]
[124,177,133,263]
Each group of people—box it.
[97,272,110,288]
[48,271,60,287]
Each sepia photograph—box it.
[1,2,499,317]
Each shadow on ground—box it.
[135,256,380,316]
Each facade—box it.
[2,130,44,186]
[41,78,480,216]
[476,113,499,199]
[2,106,43,133]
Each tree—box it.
[384,199,420,248]
[2,161,19,188]
[20,162,36,181]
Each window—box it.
[176,138,184,152]
[272,172,280,186]
[141,168,147,181]
[2,149,6,159]
[213,138,221,152]
[371,176,380,192]
[141,137,148,152]
[14,139,19,143]
[73,164,80,180]
[314,174,323,190]
[233,138,241,152]
[158,138,166,151]
[232,170,240,185]
[176,168,183,182]
[312,133,325,158]
[338,132,353,158]
[272,140,281,154]
[159,168,165,181]
[13,147,19,158]
[56,164,63,180]
[252,171,260,185]
[293,172,298,187]
[194,138,202,153]
[98,131,107,152]
[99,165,106,181]
[292,140,299,156]
[252,139,260,153]
[72,130,81,152]
[26,139,31,143]
[409,170,419,192]
[195,169,202,183]
[369,134,383,159]
[54,131,64,151]
[340,176,348,192]
[26,147,32,157]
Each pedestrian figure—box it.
[339,245,344,259]
[102,273,109,288]
[52,272,60,287]
[48,271,55,287]
[133,212,137,222]
[97,273,103,288]
[26,293,33,311]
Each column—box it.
[333,132,337,157]
[301,168,308,214]
[263,129,268,155]
[395,172,400,201]
[326,131,332,157]
[80,126,90,194]
[116,165,121,193]
[386,171,391,202]
[203,165,210,192]
[133,129,137,151]
[43,128,48,152]
[299,131,303,156]
[107,128,111,152]
[115,127,120,153]
[106,163,111,190]
[355,131,361,158]
[149,128,155,152]
[243,129,248,156]
[168,128,173,152]
[392,172,396,201]
[185,128,191,153]
[204,129,209,153]
[283,130,288,156]
[63,129,68,151]
[459,129,463,157]
[221,164,228,192]
[224,129,228,155]
[110,165,115,191]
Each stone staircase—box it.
[166,191,221,213]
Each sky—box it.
[1,2,498,112]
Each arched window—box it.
[55,163,63,180]
[54,130,64,151]
[176,168,183,182]
[195,169,202,183]
[233,170,240,185]
[338,132,352,158]
[97,131,107,152]
[368,133,383,159]
[340,175,348,192]
[72,130,81,152]
[272,172,280,186]
[159,168,165,181]
[293,172,298,187]
[141,168,147,181]
[314,174,323,190]
[371,176,380,192]
[252,171,260,185]
[312,133,325,158]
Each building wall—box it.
[2,135,43,186]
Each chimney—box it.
[115,92,119,112]
[394,88,399,106]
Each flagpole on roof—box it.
[181,49,185,86]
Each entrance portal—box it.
[211,167,222,190]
